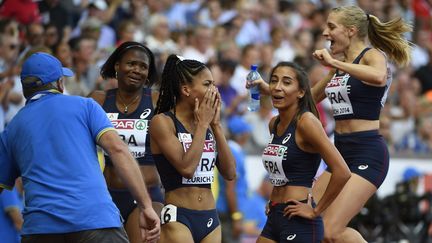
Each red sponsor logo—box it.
[112,120,134,129]
[183,140,215,152]
[327,77,342,88]
[263,144,287,156]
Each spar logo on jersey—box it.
[111,119,148,131]
[112,120,135,129]
[135,120,148,130]
[183,140,215,152]
[263,144,287,157]
[327,74,350,88]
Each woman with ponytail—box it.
[150,54,236,243]
[247,5,412,242]
[309,5,412,242]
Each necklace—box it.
[117,92,140,114]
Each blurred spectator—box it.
[235,1,271,47]
[43,23,60,50]
[395,115,432,154]
[411,29,431,70]
[414,43,432,95]
[241,176,272,243]
[0,0,41,25]
[115,19,136,45]
[217,116,251,243]
[244,96,272,154]
[69,37,101,95]
[230,44,260,97]
[38,0,73,41]
[182,25,215,63]
[270,26,295,65]
[145,14,179,56]
[19,22,45,61]
[72,0,116,50]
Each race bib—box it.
[160,204,178,224]
[179,133,216,185]
[262,144,289,186]
[325,74,353,116]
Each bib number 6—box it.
[160,204,177,224]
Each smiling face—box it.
[115,49,150,91]
[322,12,351,55]
[269,66,305,110]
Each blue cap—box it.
[21,52,74,87]
[227,116,252,135]
[403,167,421,182]
[250,64,258,71]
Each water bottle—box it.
[247,65,261,112]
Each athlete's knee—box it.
[322,224,344,243]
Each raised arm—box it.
[313,48,387,87]
[311,69,335,104]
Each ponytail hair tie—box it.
[176,55,185,65]
[366,13,370,22]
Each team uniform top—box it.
[153,112,218,193]
[262,116,321,188]
[325,47,392,120]
[102,88,154,166]
[0,92,121,235]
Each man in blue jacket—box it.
[0,52,160,243]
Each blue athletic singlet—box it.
[102,88,154,165]
[325,48,392,120]
[262,116,321,188]
[153,112,218,192]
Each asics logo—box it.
[287,234,296,240]
[207,218,213,228]
[140,109,151,119]
[358,165,368,170]
[282,134,291,144]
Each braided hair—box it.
[155,54,207,114]
[100,41,159,86]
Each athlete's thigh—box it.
[152,201,164,217]
[125,207,141,243]
[312,171,332,203]
[160,222,194,243]
[322,174,376,229]
[201,225,221,243]
[256,236,277,243]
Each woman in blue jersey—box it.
[89,41,163,243]
[256,62,350,243]
[149,54,236,243]
[310,6,412,242]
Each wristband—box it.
[231,211,243,221]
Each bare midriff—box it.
[335,119,380,134]
[270,185,311,203]
[164,187,215,210]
